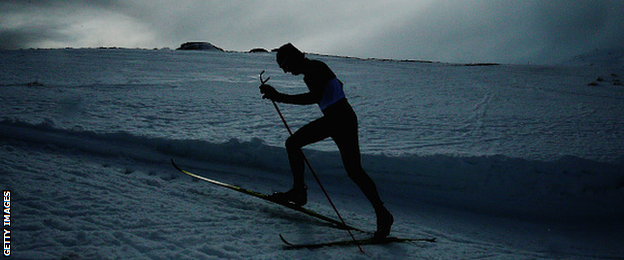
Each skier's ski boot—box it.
[268,187,307,207]
[374,207,394,239]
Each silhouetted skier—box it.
[259,43,393,238]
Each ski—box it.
[171,159,365,232]
[279,234,436,249]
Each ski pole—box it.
[260,71,363,253]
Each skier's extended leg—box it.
[332,113,393,238]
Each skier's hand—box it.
[259,84,278,100]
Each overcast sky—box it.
[1,0,623,64]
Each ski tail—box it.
[171,159,268,198]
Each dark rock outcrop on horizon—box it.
[177,42,224,51]
[249,48,269,53]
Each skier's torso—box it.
[303,60,346,112]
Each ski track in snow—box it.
[1,48,623,259]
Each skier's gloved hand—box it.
[259,84,278,100]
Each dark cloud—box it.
[1,0,623,64]
[0,0,128,49]
[2,0,126,14]
[0,24,67,50]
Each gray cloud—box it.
[1,0,130,48]
[339,0,624,64]
[1,0,623,64]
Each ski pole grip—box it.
[260,70,270,84]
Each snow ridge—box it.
[2,119,622,221]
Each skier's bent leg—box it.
[285,136,306,190]
[285,117,332,190]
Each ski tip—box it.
[279,234,295,246]
[170,158,182,171]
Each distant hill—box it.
[177,42,224,51]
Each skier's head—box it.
[276,43,305,75]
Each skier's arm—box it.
[260,84,323,105]
[275,91,322,105]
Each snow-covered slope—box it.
[1,49,623,259]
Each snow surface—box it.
[1,49,623,259]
